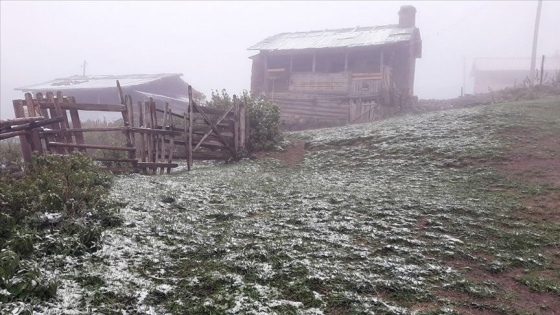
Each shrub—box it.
[208,89,283,152]
[0,153,122,308]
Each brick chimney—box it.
[398,5,416,28]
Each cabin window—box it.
[267,55,290,70]
[315,52,345,73]
[292,54,313,72]
[348,50,381,73]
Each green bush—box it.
[208,89,283,152]
[0,153,122,307]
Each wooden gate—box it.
[6,83,248,174]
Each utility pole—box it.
[81,60,88,76]
[530,0,543,86]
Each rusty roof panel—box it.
[248,25,417,51]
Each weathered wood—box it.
[239,97,247,151]
[116,80,125,105]
[192,100,237,159]
[35,93,51,118]
[167,107,175,174]
[24,93,43,154]
[187,87,194,171]
[0,117,46,129]
[193,105,233,152]
[233,95,239,153]
[56,92,74,153]
[93,157,139,163]
[13,100,32,163]
[42,127,126,133]
[137,101,146,170]
[3,117,64,133]
[67,96,86,152]
[47,142,137,151]
[45,92,65,154]
[137,162,179,168]
[38,102,126,112]
[0,130,28,140]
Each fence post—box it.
[187,85,194,171]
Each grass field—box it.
[18,98,560,314]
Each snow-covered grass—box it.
[23,99,560,314]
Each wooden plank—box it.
[239,97,246,151]
[191,97,236,158]
[116,80,125,105]
[160,103,169,175]
[47,142,137,151]
[0,117,47,129]
[138,101,146,163]
[3,117,64,133]
[193,105,233,152]
[93,157,138,163]
[187,87,193,171]
[233,96,239,153]
[121,94,136,163]
[42,127,126,133]
[145,101,153,173]
[45,92,65,154]
[136,162,179,168]
[0,130,28,140]
[56,91,74,153]
[24,93,43,154]
[38,102,126,112]
[167,107,174,174]
[35,93,51,118]
[67,96,86,152]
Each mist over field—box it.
[1,1,559,119]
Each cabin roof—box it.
[248,25,418,51]
[15,73,183,91]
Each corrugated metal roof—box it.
[16,73,183,91]
[248,25,417,51]
[473,57,560,72]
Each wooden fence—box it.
[1,83,248,175]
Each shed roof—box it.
[248,25,418,51]
[16,73,183,91]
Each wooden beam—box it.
[47,142,137,151]
[38,102,126,112]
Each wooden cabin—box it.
[248,6,422,127]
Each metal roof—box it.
[248,25,418,51]
[16,73,183,91]
[472,57,560,72]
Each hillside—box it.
[17,98,560,314]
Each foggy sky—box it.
[1,1,559,119]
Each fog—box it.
[1,1,559,119]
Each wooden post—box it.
[233,95,239,154]
[243,95,250,151]
[239,97,246,152]
[160,103,169,175]
[12,100,32,164]
[187,86,194,171]
[138,101,146,164]
[56,91,74,153]
[24,93,43,154]
[67,96,86,152]
[540,55,545,85]
[167,108,174,174]
[45,92,65,154]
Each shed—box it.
[471,55,560,94]
[15,73,202,120]
[247,6,422,126]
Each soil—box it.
[254,138,306,167]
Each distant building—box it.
[247,6,422,126]
[471,55,560,94]
[15,73,202,120]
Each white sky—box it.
[1,1,559,119]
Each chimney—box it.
[398,5,416,28]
